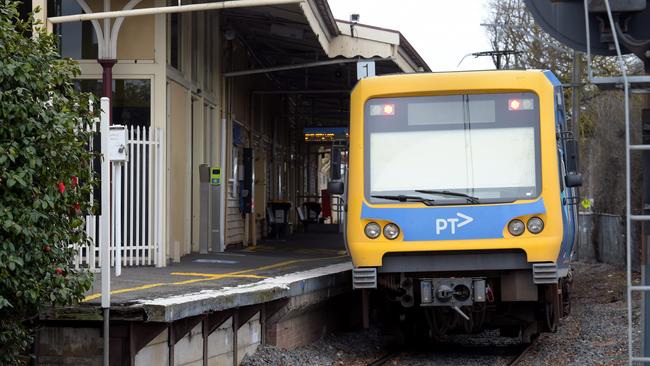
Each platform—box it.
[43,232,351,322]
[38,232,358,365]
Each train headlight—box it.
[527,217,544,234]
[383,223,400,240]
[508,219,525,236]
[364,222,381,239]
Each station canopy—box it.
[221,0,430,128]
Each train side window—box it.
[555,88,565,122]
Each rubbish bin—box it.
[267,201,291,239]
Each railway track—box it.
[366,351,400,366]
[365,338,537,366]
[509,339,537,366]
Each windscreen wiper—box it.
[371,194,436,206]
[415,190,480,204]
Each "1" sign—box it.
[357,60,376,80]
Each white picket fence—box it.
[76,125,164,269]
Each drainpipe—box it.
[98,59,117,122]
[99,0,115,122]
[99,3,115,365]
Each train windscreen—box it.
[364,92,541,204]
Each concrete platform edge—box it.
[138,262,353,322]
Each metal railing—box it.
[75,125,164,269]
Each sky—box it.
[327,0,496,72]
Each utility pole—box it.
[570,51,582,138]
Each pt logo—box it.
[435,213,474,235]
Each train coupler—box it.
[419,278,487,307]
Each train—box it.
[329,70,581,342]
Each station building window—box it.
[47,0,98,59]
[76,79,151,128]
[203,12,215,93]
[191,11,200,83]
[167,0,182,71]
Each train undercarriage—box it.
[373,269,573,343]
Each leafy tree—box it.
[483,0,630,79]
[0,2,96,363]
[483,0,644,218]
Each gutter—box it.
[47,0,304,24]
[311,0,340,37]
[399,33,431,72]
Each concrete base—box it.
[39,313,262,366]
[36,300,350,365]
[135,330,168,366]
[264,292,357,350]
[265,305,335,349]
[38,327,103,365]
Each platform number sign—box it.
[357,60,375,80]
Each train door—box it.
[555,87,581,265]
[190,96,204,253]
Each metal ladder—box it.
[584,1,650,363]
[589,76,650,364]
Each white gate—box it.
[76,125,164,269]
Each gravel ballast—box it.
[515,261,634,365]
[242,261,634,365]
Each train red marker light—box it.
[508,99,521,111]
[508,98,534,111]
[369,103,396,116]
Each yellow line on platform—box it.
[83,274,267,302]
[169,273,267,286]
[170,272,266,278]
[84,283,165,301]
[83,254,347,302]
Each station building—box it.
[31,0,429,265]
[25,1,432,364]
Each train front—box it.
[345,71,577,337]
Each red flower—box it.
[57,182,65,194]
[55,268,63,275]
[43,245,51,253]
[73,203,81,214]
[70,176,78,188]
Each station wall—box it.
[222,39,295,247]
[39,0,348,259]
[169,80,192,261]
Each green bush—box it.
[0,2,96,363]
